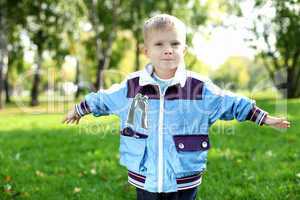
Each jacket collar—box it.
[139,63,187,87]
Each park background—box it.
[0,0,299,199]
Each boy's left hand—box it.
[264,115,290,129]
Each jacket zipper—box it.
[158,87,165,192]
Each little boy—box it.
[63,14,290,200]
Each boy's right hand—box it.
[62,107,81,124]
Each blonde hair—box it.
[143,14,186,43]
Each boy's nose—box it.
[164,48,173,55]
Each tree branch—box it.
[262,30,281,71]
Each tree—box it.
[6,31,25,103]
[24,0,70,106]
[83,0,120,90]
[0,10,7,108]
[247,0,300,98]
[0,0,28,108]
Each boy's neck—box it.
[153,67,177,79]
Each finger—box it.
[68,118,76,124]
[282,120,290,125]
[62,117,68,124]
[279,121,290,128]
[70,118,76,124]
[73,117,79,122]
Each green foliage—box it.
[212,56,251,90]
[248,0,300,97]
[211,56,274,92]
[185,50,210,75]
[109,33,132,70]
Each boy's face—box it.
[144,28,187,73]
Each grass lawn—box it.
[0,99,299,200]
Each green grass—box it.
[0,99,299,200]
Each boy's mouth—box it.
[161,59,174,61]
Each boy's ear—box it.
[143,45,149,57]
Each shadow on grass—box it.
[0,128,134,200]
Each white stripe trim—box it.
[255,111,264,124]
[258,112,266,125]
[177,177,202,187]
[178,182,201,190]
[128,180,144,189]
[178,178,202,190]
[75,104,83,117]
[250,107,257,121]
[128,175,202,192]
[128,177,144,189]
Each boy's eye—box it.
[172,42,180,46]
[155,42,163,46]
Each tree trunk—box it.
[30,49,42,106]
[94,0,117,91]
[95,41,114,90]
[286,67,300,98]
[74,58,80,98]
[0,62,3,109]
[165,0,174,14]
[4,67,10,103]
[0,32,7,109]
[95,57,105,91]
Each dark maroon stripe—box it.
[83,101,91,113]
[165,77,203,100]
[246,106,268,125]
[176,174,202,184]
[128,170,202,185]
[80,101,90,114]
[128,171,146,183]
[246,106,262,122]
[121,127,148,138]
[126,77,203,100]
[246,107,254,120]
[252,109,260,122]
[127,77,160,99]
[80,102,86,114]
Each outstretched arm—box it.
[62,101,91,125]
[62,79,128,125]
[204,80,291,130]
[62,106,81,124]
[264,115,290,129]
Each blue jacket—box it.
[75,64,268,193]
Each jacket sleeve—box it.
[75,79,128,117]
[203,80,268,126]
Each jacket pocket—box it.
[172,134,210,173]
[119,128,147,172]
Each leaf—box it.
[4,176,12,182]
[90,168,97,175]
[3,183,12,193]
[73,187,81,193]
[35,170,45,177]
